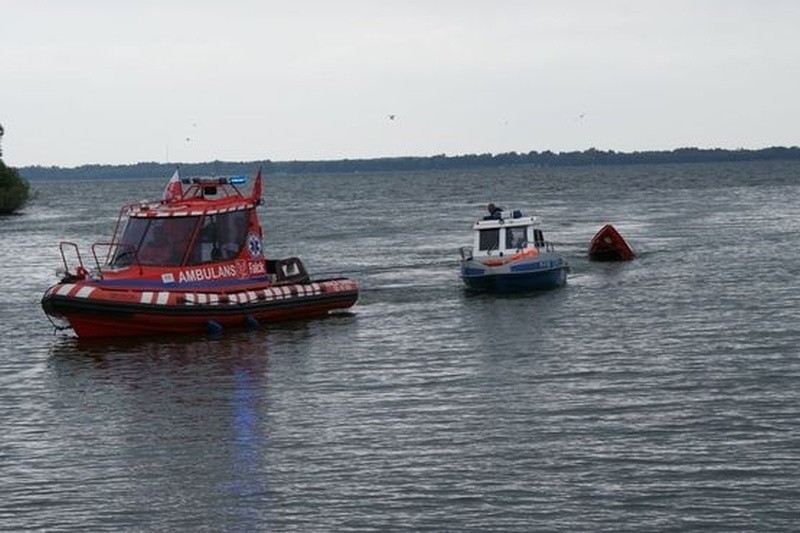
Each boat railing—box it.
[536,241,556,253]
[108,205,133,253]
[58,242,88,280]
[462,242,554,259]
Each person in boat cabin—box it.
[198,217,222,262]
[191,211,249,263]
[506,226,527,249]
[486,203,504,219]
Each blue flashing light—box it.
[186,175,248,185]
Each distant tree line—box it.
[17,145,800,181]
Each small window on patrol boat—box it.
[479,228,500,251]
[505,226,527,249]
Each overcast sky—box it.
[2,0,799,167]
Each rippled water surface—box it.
[3,161,800,531]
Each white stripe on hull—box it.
[75,286,95,298]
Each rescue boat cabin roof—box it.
[127,176,259,218]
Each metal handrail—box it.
[58,241,85,277]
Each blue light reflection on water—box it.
[228,363,268,529]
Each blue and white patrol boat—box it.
[458,207,568,292]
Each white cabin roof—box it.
[472,214,538,231]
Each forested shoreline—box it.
[0,123,30,213]
[18,146,800,180]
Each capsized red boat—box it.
[41,169,358,338]
[588,223,635,261]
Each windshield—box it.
[110,216,200,267]
[187,210,249,264]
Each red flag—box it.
[251,167,263,203]
[162,168,182,203]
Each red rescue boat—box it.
[41,169,358,338]
[588,223,636,261]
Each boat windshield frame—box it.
[108,207,252,268]
[110,215,200,267]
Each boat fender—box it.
[245,315,260,328]
[207,320,223,334]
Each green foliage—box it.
[0,159,30,214]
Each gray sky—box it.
[2,0,799,167]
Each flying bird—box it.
[388,114,396,121]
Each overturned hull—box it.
[588,224,635,261]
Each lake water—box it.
[2,161,800,531]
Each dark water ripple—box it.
[2,161,800,531]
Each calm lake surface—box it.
[2,161,800,531]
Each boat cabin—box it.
[460,210,547,260]
[110,204,252,268]
[107,176,261,270]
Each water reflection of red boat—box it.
[588,223,635,261]
[41,169,358,338]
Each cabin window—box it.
[139,217,198,266]
[111,216,200,267]
[188,209,249,264]
[505,226,527,249]
[478,228,500,251]
[533,228,545,247]
[110,217,149,266]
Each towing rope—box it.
[310,257,460,278]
